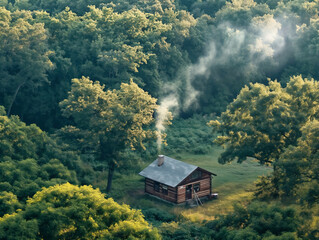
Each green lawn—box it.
[108,146,272,221]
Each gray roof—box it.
[139,156,198,187]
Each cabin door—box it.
[186,184,192,200]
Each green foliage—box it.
[160,221,212,240]
[215,0,270,27]
[211,76,318,203]
[163,115,214,155]
[0,3,198,129]
[1,0,319,238]
[0,191,22,216]
[60,77,158,152]
[205,201,304,240]
[210,76,319,165]
[189,0,227,18]
[1,0,319,130]
[0,213,39,240]
[254,174,279,200]
[276,120,319,203]
[0,112,46,161]
[60,77,158,150]
[0,7,53,117]
[1,158,77,202]
[0,107,80,168]
[0,108,79,215]
[60,77,158,191]
[142,208,175,226]
[0,183,160,240]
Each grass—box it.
[108,145,272,222]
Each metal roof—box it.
[139,156,198,187]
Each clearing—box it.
[109,146,272,221]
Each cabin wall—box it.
[145,178,177,203]
[144,168,213,204]
[177,168,212,203]
[176,184,186,204]
[176,178,211,203]
[180,170,211,185]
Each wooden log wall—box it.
[176,177,211,203]
[143,168,213,204]
[176,184,186,204]
[180,169,211,185]
[145,178,177,203]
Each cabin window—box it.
[162,185,168,195]
[191,170,202,180]
[193,183,200,192]
[154,182,160,192]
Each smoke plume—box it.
[156,13,293,151]
[156,94,178,152]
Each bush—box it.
[205,201,304,240]
[142,208,175,226]
[0,183,160,240]
[163,115,214,155]
[0,192,22,217]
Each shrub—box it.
[142,208,175,226]
[163,115,214,155]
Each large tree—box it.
[59,77,158,192]
[276,120,319,201]
[0,106,78,215]
[209,75,318,165]
[0,8,53,116]
[0,183,160,240]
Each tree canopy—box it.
[276,120,319,201]
[209,76,318,165]
[2,0,319,128]
[0,7,53,116]
[0,106,78,215]
[1,0,319,238]
[60,77,158,192]
[0,183,160,240]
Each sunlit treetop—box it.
[0,183,160,240]
[209,75,319,165]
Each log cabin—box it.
[139,155,216,204]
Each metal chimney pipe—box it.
[157,155,164,166]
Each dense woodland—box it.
[0,0,319,239]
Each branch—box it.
[7,80,26,117]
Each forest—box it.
[0,0,318,239]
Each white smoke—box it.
[156,94,178,152]
[155,42,218,151]
[182,41,216,110]
[156,14,288,151]
[249,14,284,59]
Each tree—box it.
[0,105,79,169]
[0,183,160,240]
[160,220,212,240]
[294,16,319,80]
[60,77,158,192]
[205,201,303,240]
[0,8,53,116]
[0,191,22,216]
[0,106,78,214]
[24,6,173,128]
[276,120,319,201]
[209,75,318,166]
[215,0,270,27]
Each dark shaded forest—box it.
[0,0,318,239]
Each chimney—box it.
[157,155,164,166]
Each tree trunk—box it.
[106,162,115,193]
[272,162,280,198]
[7,81,25,116]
